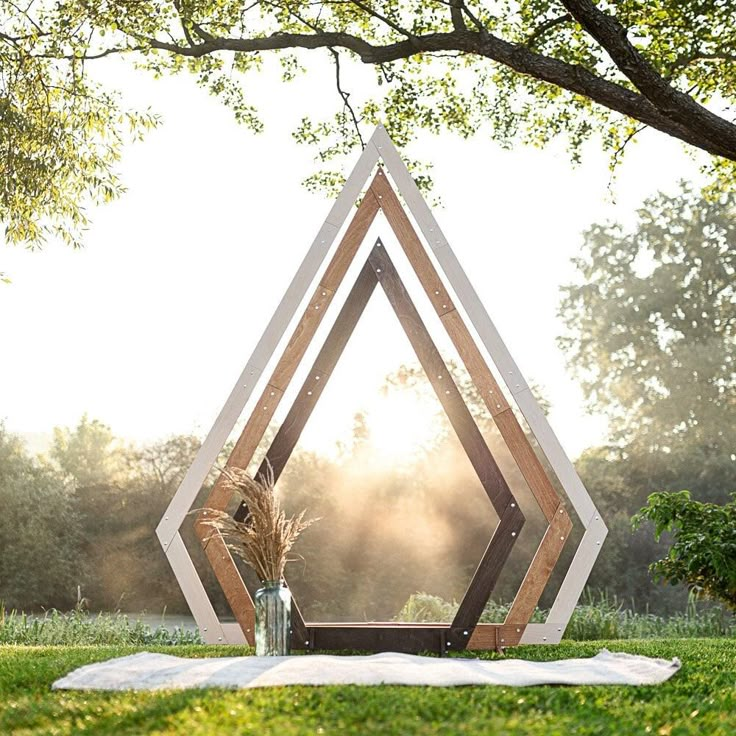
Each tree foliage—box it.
[632,490,736,610]
[3,1,736,248]
[51,414,127,488]
[0,424,81,610]
[559,184,735,611]
[559,183,735,449]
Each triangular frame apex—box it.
[157,126,607,647]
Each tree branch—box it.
[144,27,736,160]
[559,0,736,158]
[329,47,365,148]
[448,1,467,32]
[525,14,572,48]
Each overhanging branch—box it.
[559,0,736,157]
[144,27,736,160]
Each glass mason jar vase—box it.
[254,580,291,656]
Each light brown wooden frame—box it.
[195,168,571,651]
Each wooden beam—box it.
[370,172,570,630]
[367,244,515,517]
[507,504,572,625]
[452,503,525,631]
[193,180,382,635]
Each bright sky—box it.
[0,54,704,459]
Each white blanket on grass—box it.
[52,650,680,691]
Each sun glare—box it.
[364,388,444,465]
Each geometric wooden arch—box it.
[156,125,607,649]
[231,240,525,654]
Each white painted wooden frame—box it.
[157,125,607,645]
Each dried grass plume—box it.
[197,464,318,583]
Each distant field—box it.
[1,639,734,735]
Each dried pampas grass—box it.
[197,464,318,583]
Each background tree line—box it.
[0,182,733,619]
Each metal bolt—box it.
[307,391,312,396]
[463,630,468,636]
[511,503,516,508]
[511,531,516,537]
[305,640,309,645]
[543,637,547,641]
[377,268,382,273]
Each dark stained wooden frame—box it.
[195,168,571,652]
[233,242,524,652]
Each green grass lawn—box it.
[1,639,734,735]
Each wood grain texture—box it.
[197,168,572,650]
[202,532,256,644]
[320,183,381,291]
[301,625,449,654]
[371,173,571,633]
[233,261,378,520]
[370,172,456,317]
[195,190,381,635]
[441,309,510,417]
[368,245,515,516]
[373,175,563,520]
[467,623,528,649]
[452,504,525,631]
[195,381,284,547]
[256,265,378,483]
[507,504,572,625]
[494,408,561,523]
[269,286,335,391]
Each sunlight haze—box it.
[0,55,703,459]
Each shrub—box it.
[632,490,736,610]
